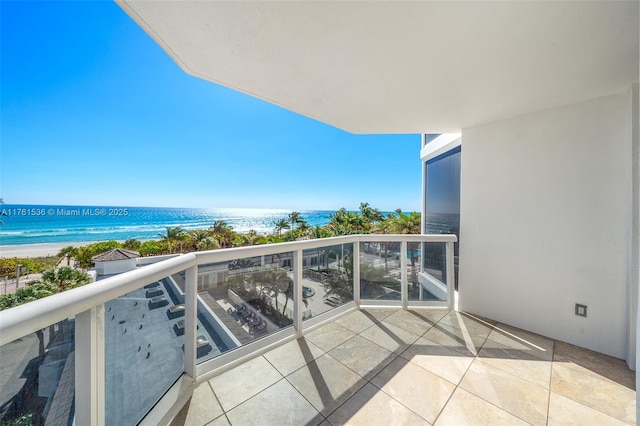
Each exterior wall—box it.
[458,93,634,360]
[95,259,137,276]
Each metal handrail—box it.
[0,234,456,346]
[0,253,197,345]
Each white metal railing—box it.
[0,234,456,425]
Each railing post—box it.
[75,305,105,426]
[353,242,360,307]
[184,266,198,379]
[446,241,455,310]
[401,241,408,309]
[293,250,303,336]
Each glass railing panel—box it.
[104,276,183,425]
[194,251,295,362]
[359,242,401,301]
[406,242,424,301]
[0,318,75,425]
[302,243,354,321]
[419,241,448,301]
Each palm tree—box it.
[197,237,219,251]
[209,220,235,248]
[389,211,421,234]
[57,246,78,266]
[236,230,263,247]
[296,220,311,236]
[309,225,330,239]
[388,211,422,284]
[273,218,290,236]
[123,238,141,251]
[288,211,303,230]
[158,226,187,253]
[359,202,384,223]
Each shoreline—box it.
[0,242,97,258]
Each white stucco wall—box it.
[95,258,137,276]
[458,93,633,360]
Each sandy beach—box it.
[0,242,92,258]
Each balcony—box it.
[173,309,636,425]
[0,235,634,425]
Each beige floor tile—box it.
[328,383,428,426]
[329,335,397,380]
[263,337,325,376]
[400,336,473,385]
[553,341,635,389]
[335,310,379,334]
[436,311,495,338]
[171,383,224,426]
[434,388,528,426]
[371,357,455,424]
[205,415,230,426]
[547,392,629,426]
[478,339,551,388]
[360,321,421,354]
[551,362,636,424]
[306,322,357,352]
[423,323,487,356]
[359,308,395,322]
[459,360,549,425]
[208,356,282,411]
[486,324,554,361]
[225,379,323,426]
[287,353,367,416]
[382,309,444,336]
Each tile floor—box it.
[171,309,636,425]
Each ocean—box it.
[0,205,335,246]
[0,205,457,247]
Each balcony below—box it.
[172,308,636,426]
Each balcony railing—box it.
[0,234,456,425]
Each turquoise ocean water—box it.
[0,205,334,246]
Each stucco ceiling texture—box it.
[118,1,639,134]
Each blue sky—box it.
[1,1,421,212]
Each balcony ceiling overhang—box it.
[117,1,639,134]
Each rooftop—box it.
[172,308,636,425]
[92,248,140,262]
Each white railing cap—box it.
[0,234,456,345]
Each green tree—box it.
[197,236,219,251]
[309,225,330,239]
[0,267,91,310]
[288,211,304,231]
[328,208,369,235]
[359,202,384,223]
[0,258,47,279]
[158,226,187,253]
[273,218,290,236]
[388,211,421,234]
[57,246,78,266]
[123,238,141,251]
[41,267,91,292]
[209,220,235,248]
[235,230,263,247]
[138,240,167,256]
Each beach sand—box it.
[0,242,91,258]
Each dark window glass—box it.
[424,146,460,289]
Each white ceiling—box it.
[117,1,639,134]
